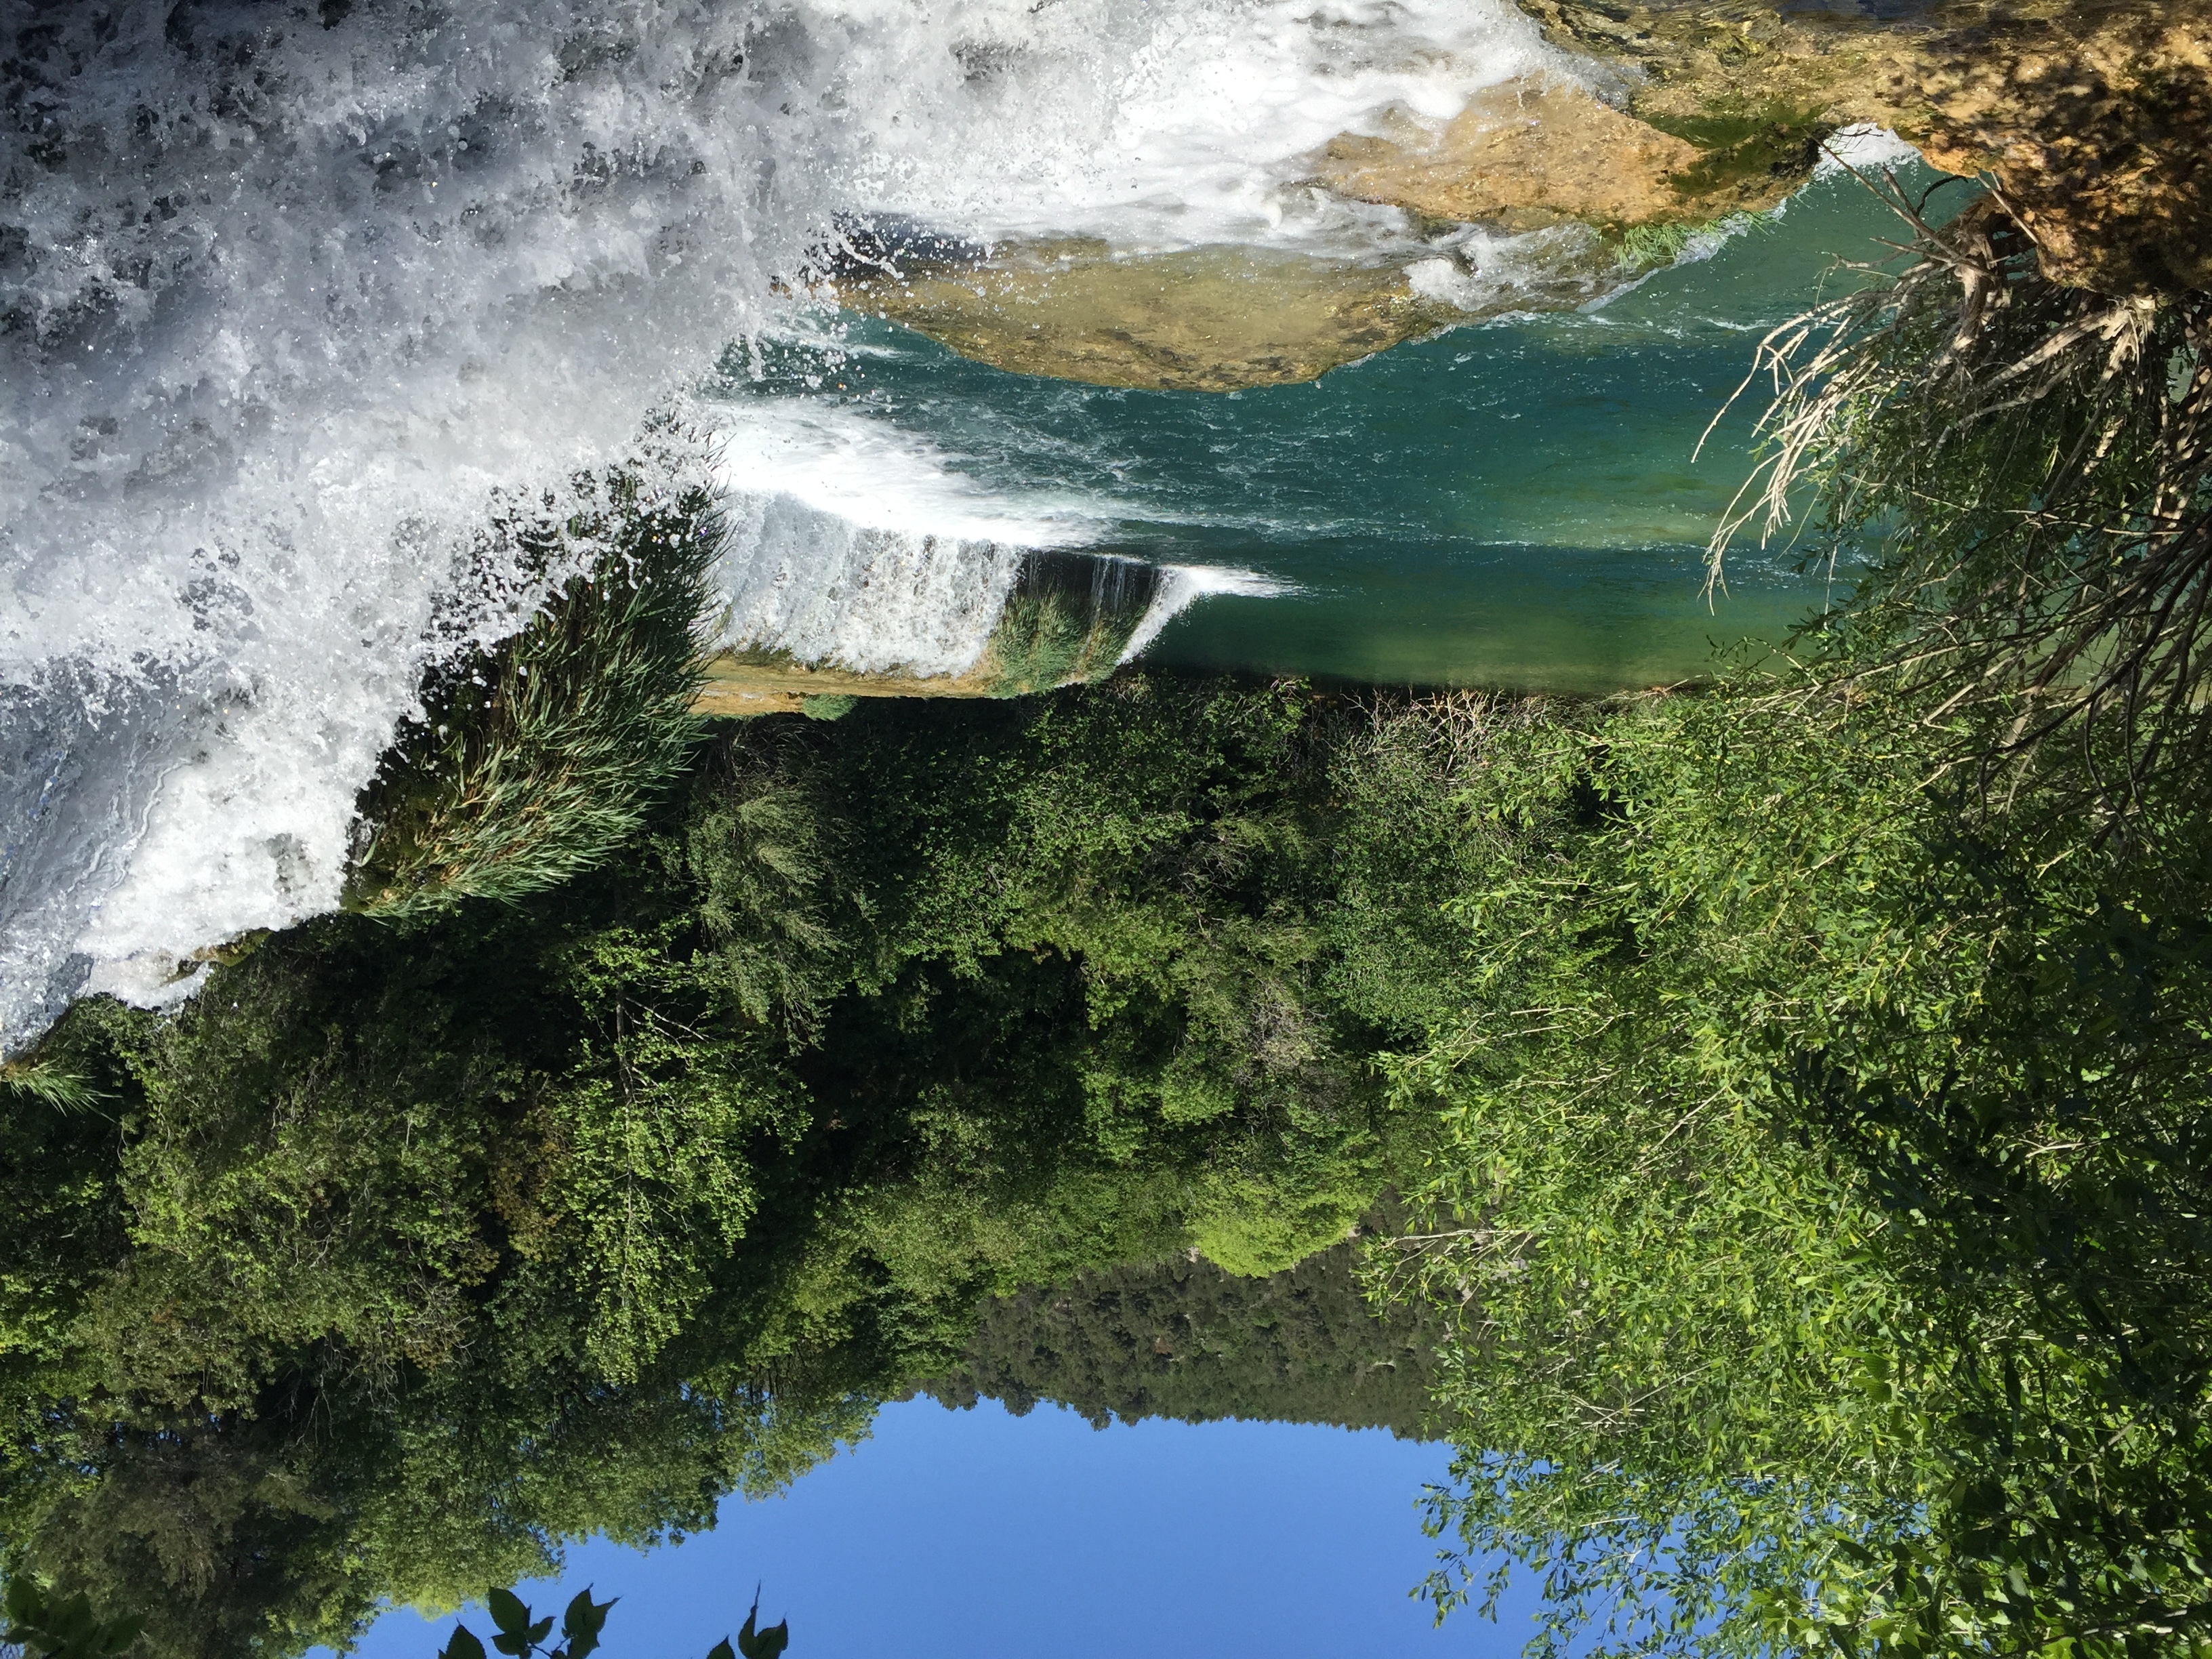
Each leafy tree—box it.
[1390,671,2212,1656]
[1,1581,142,1659]
[0,677,1460,1659]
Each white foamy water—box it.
[709,398,1099,676]
[816,0,1572,257]
[0,0,1569,1048]
[707,398,1285,676]
[1119,566,1297,663]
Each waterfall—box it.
[0,0,1568,1048]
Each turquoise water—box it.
[756,169,1915,693]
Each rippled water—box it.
[0,0,1586,1045]
[738,165,1910,691]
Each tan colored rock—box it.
[1315,80,1703,227]
[694,655,994,717]
[1507,0,2212,295]
[838,243,1453,392]
[1910,3,2212,293]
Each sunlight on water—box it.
[0,0,1584,1046]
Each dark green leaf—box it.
[4,1579,40,1625]
[561,1589,615,1659]
[487,1589,532,1639]
[737,1603,789,1659]
[440,1626,489,1659]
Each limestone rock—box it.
[837,243,1453,392]
[1314,80,1704,228]
[1507,0,2212,295]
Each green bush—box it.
[346,461,719,916]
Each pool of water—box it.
[737,166,1918,693]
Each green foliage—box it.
[1,676,1473,1659]
[0,1059,96,1114]
[1712,186,2212,815]
[735,1594,790,1659]
[1385,669,2212,1657]
[24,601,2212,1659]
[347,444,719,915]
[927,1235,1440,1437]
[1,1580,143,1659]
[971,552,1158,696]
[437,1586,615,1659]
[436,1584,779,1659]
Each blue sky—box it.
[321,1398,1533,1659]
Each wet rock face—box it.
[1315,81,1705,227]
[1508,0,2212,295]
[836,243,1452,392]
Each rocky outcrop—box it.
[832,230,1628,392]
[1315,81,1704,228]
[1910,3,2212,294]
[1504,0,2212,295]
[836,242,1455,393]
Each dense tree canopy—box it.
[0,676,1470,1658]
[10,248,2212,1658]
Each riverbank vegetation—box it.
[11,657,2212,1657]
[3,185,2209,1659]
[0,678,1460,1656]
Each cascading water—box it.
[1,0,1584,1048]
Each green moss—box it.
[1645,102,1834,199]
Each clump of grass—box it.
[1706,165,2212,815]
[798,693,857,721]
[0,1055,98,1111]
[976,553,1162,695]
[345,459,722,915]
[1614,211,1759,272]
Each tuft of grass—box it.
[976,553,1161,695]
[1,1056,98,1111]
[1706,169,2212,814]
[345,461,722,916]
[798,693,857,721]
[1616,211,1761,272]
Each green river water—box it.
[782,169,1915,693]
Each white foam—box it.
[708,399,1105,676]
[0,0,1559,1046]
[1816,125,1926,178]
[826,0,1573,257]
[1120,565,1297,663]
